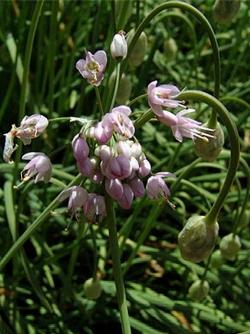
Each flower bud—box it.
[110,32,127,60]
[109,72,132,104]
[84,278,102,300]
[213,0,241,24]
[194,122,224,161]
[128,30,148,67]
[210,249,224,269]
[219,233,241,261]
[188,280,210,301]
[72,134,89,162]
[164,38,178,61]
[178,215,219,263]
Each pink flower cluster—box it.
[69,105,174,218]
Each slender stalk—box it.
[177,91,240,224]
[128,93,147,106]
[109,62,121,111]
[95,87,104,115]
[0,174,82,271]
[105,195,131,334]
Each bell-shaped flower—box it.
[58,186,88,217]
[72,134,89,163]
[128,177,145,198]
[103,106,135,139]
[15,114,48,145]
[103,155,132,180]
[148,81,181,115]
[21,152,52,183]
[146,172,174,200]
[158,109,215,143]
[77,157,93,177]
[110,32,128,60]
[84,193,106,223]
[94,121,113,144]
[117,184,134,209]
[105,178,124,200]
[76,50,107,86]
[138,158,151,177]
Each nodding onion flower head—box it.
[178,215,219,263]
[219,233,241,261]
[213,0,241,24]
[188,280,210,301]
[147,81,215,142]
[58,186,88,217]
[76,50,107,86]
[110,31,128,60]
[21,152,52,183]
[146,172,174,200]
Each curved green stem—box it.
[177,90,240,224]
[0,174,82,271]
[105,195,131,334]
[125,1,220,125]
[128,93,147,107]
[109,62,121,111]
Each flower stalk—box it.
[105,194,131,334]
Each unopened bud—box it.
[84,278,102,300]
[178,215,219,263]
[213,0,241,24]
[128,29,148,67]
[210,249,224,269]
[110,32,127,60]
[188,280,210,301]
[109,72,132,104]
[219,233,241,261]
[194,122,224,161]
[164,38,178,61]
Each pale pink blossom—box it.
[105,178,124,200]
[21,152,52,183]
[148,81,181,115]
[72,134,89,162]
[117,184,134,209]
[146,172,174,200]
[59,186,88,217]
[84,193,106,223]
[158,109,214,142]
[103,156,132,180]
[94,121,113,144]
[110,32,128,60]
[128,177,145,198]
[76,50,107,86]
[138,159,151,177]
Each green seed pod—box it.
[84,278,102,300]
[213,0,241,24]
[108,72,132,104]
[188,280,210,301]
[219,233,241,261]
[210,249,224,269]
[128,29,148,67]
[194,122,224,161]
[164,38,178,61]
[178,215,219,263]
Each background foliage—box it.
[0,0,250,333]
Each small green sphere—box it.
[220,233,241,261]
[210,250,224,269]
[188,280,210,301]
[84,278,102,300]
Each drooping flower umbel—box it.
[21,152,52,183]
[110,31,128,60]
[76,50,107,86]
[147,81,214,142]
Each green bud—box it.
[178,215,219,263]
[84,278,102,300]
[213,0,241,24]
[210,249,224,269]
[128,29,148,67]
[188,280,210,301]
[109,72,132,105]
[194,122,224,161]
[164,38,178,61]
[219,233,241,261]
